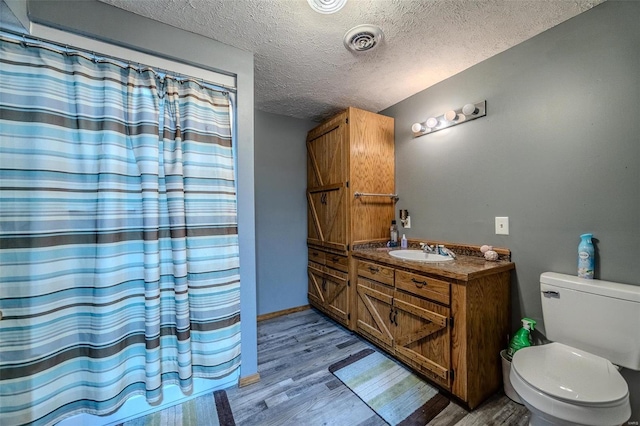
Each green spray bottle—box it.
[506,318,537,360]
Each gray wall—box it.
[25,0,259,379]
[382,0,639,330]
[382,1,639,419]
[254,111,316,316]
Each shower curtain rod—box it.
[0,28,237,94]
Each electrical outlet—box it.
[495,217,509,235]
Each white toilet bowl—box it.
[510,343,631,426]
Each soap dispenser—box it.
[401,234,408,249]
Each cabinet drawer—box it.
[325,253,348,272]
[308,248,326,265]
[395,270,450,305]
[358,260,394,286]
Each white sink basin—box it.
[389,250,454,263]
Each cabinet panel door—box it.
[307,262,325,306]
[393,291,451,388]
[323,267,349,326]
[356,277,394,351]
[308,263,349,326]
[307,185,347,252]
[307,113,347,188]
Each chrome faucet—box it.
[440,246,457,259]
[419,242,435,253]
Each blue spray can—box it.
[578,233,595,279]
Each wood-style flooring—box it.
[225,308,530,425]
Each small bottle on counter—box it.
[390,220,398,246]
[401,234,408,249]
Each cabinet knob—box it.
[368,266,380,274]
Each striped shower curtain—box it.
[0,38,240,425]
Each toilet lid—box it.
[512,342,629,404]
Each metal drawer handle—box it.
[331,256,340,262]
[412,278,427,288]
[368,266,380,273]
[389,307,398,326]
[542,290,560,298]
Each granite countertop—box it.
[352,245,515,282]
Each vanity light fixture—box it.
[308,0,347,14]
[411,100,486,137]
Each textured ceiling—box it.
[98,0,603,122]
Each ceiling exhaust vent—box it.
[343,24,384,53]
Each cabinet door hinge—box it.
[347,244,350,251]
[347,280,350,287]
[449,316,454,329]
[348,313,351,320]
[346,117,349,124]
[450,369,455,381]
[346,181,349,188]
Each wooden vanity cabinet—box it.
[356,262,452,389]
[355,257,512,409]
[307,107,395,328]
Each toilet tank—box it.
[540,272,640,370]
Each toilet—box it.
[510,272,640,426]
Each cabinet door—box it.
[307,184,348,252]
[307,113,347,188]
[308,262,349,327]
[393,290,451,388]
[323,267,349,326]
[307,261,325,307]
[356,277,394,351]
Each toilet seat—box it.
[512,342,628,404]
[510,343,631,426]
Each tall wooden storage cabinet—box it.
[307,107,395,329]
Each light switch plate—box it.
[495,217,509,235]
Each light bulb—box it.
[411,122,426,133]
[426,117,438,128]
[444,110,457,122]
[462,103,478,116]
